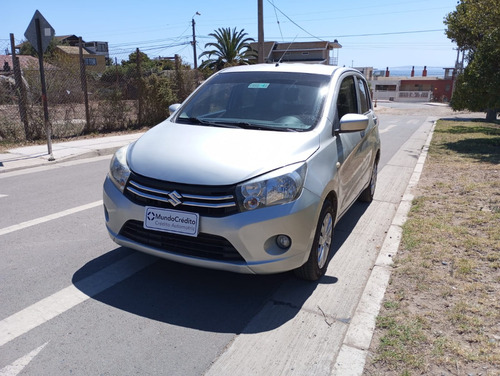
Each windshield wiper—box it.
[177,117,235,128]
[178,118,300,132]
[230,122,299,132]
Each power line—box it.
[328,29,444,39]
[111,41,191,56]
[265,0,324,41]
[264,28,445,41]
[270,0,284,42]
[110,36,190,49]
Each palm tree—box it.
[199,27,256,71]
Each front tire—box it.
[294,200,334,281]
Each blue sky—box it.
[1,0,459,70]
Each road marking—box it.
[0,194,7,198]
[0,155,111,179]
[0,342,49,376]
[0,201,103,237]
[0,252,156,347]
[379,124,398,134]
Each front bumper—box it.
[103,176,321,274]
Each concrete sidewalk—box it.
[0,132,144,173]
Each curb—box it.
[50,146,122,163]
[0,131,145,174]
[332,120,437,375]
[0,147,120,174]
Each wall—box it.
[400,79,453,102]
[370,76,453,103]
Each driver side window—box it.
[337,76,358,120]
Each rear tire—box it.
[359,161,378,203]
[294,200,334,281]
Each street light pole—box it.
[192,12,201,69]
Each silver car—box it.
[103,63,380,280]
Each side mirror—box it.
[169,103,181,116]
[339,114,369,133]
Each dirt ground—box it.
[363,111,500,376]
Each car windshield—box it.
[175,71,330,131]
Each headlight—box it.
[237,163,307,211]
[109,145,131,192]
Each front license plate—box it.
[144,206,199,237]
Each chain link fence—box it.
[0,37,200,142]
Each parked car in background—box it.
[103,63,380,280]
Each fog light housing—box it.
[276,235,291,249]
[104,205,109,222]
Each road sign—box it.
[24,10,55,55]
[23,10,55,159]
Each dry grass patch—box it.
[364,118,500,376]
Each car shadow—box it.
[333,201,370,247]
[72,202,367,335]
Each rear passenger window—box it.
[357,78,371,114]
[337,76,358,119]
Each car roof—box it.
[217,63,351,77]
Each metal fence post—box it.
[136,48,143,127]
[78,37,91,133]
[9,33,30,140]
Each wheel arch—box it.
[375,148,381,165]
[324,190,339,225]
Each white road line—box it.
[0,201,103,237]
[379,124,398,134]
[0,194,7,198]
[0,252,156,347]
[0,155,112,179]
[0,342,49,376]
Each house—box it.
[54,36,109,62]
[366,67,456,103]
[83,41,109,60]
[0,54,57,73]
[16,35,109,70]
[54,35,81,46]
[54,35,109,67]
[16,35,80,52]
[250,40,342,65]
[54,36,109,59]
[53,45,106,73]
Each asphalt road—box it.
[0,105,444,375]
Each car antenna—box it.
[276,35,298,67]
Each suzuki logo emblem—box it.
[167,190,182,207]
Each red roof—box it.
[0,55,57,70]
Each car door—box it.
[335,74,375,215]
[353,76,378,195]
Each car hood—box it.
[127,121,320,185]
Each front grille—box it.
[124,172,239,217]
[120,220,245,262]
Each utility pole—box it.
[192,12,200,69]
[258,0,264,63]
